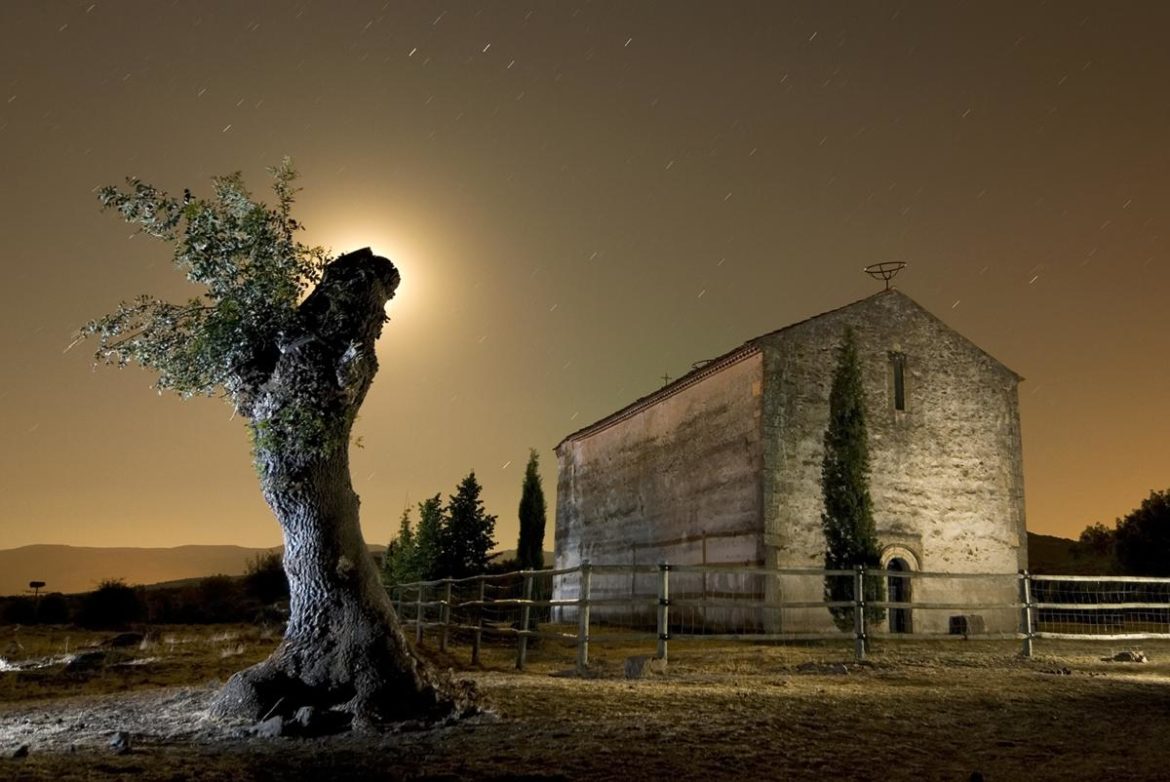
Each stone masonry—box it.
[553,289,1026,635]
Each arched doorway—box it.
[887,557,912,633]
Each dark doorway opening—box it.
[888,558,912,633]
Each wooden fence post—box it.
[415,583,425,645]
[853,566,866,662]
[1020,571,1034,658]
[439,579,452,652]
[517,571,534,670]
[657,562,671,661]
[472,576,485,665]
[577,560,592,674]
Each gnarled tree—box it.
[82,161,474,729]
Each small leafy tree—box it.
[415,494,445,581]
[517,449,547,571]
[195,575,247,623]
[78,579,145,629]
[1078,522,1117,557]
[37,593,71,625]
[1,598,36,625]
[821,327,885,631]
[382,509,420,586]
[440,472,497,579]
[1114,489,1170,576]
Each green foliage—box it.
[36,593,71,625]
[1073,491,1170,576]
[820,327,885,630]
[0,593,73,625]
[194,575,245,622]
[81,160,328,403]
[415,494,445,581]
[1113,489,1170,576]
[484,557,519,575]
[138,575,284,625]
[1078,522,1117,557]
[81,162,378,474]
[382,509,422,586]
[1,597,37,625]
[517,449,547,570]
[383,478,499,583]
[78,579,146,629]
[244,551,289,605]
[439,472,497,579]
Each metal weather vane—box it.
[864,261,907,290]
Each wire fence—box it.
[1029,574,1170,641]
[387,563,1170,671]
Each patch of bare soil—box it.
[4,634,1170,781]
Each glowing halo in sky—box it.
[312,224,422,322]
[300,213,455,366]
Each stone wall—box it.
[553,351,766,621]
[759,290,1026,634]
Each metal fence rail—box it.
[387,563,1170,671]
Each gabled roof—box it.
[555,341,763,450]
[556,288,1021,449]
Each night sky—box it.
[1,1,1168,552]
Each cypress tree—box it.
[821,327,885,631]
[517,449,547,570]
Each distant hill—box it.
[0,543,382,597]
[5,536,1094,597]
[488,549,556,567]
[1026,531,1114,575]
[0,543,555,597]
[0,544,281,597]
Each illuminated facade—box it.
[553,289,1026,634]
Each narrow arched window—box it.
[891,352,906,411]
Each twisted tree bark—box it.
[208,248,475,729]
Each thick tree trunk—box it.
[209,249,475,729]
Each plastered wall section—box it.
[760,291,1026,634]
[554,352,766,617]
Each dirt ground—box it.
[3,627,1170,781]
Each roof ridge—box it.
[556,291,890,449]
[554,342,761,448]
[556,287,1018,449]
[747,287,893,346]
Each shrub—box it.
[244,552,288,605]
[78,579,145,629]
[37,593,71,624]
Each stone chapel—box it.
[552,288,1026,634]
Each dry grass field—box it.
[3,624,1170,781]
